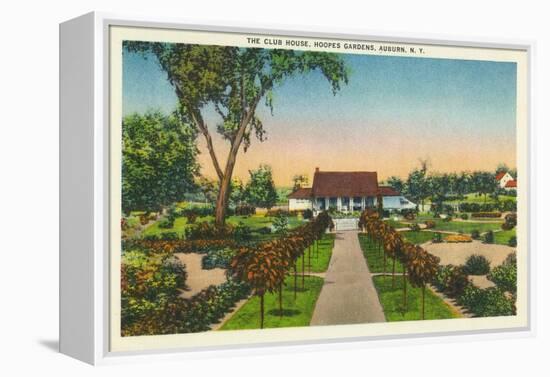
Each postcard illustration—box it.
[112,26,528,349]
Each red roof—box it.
[496,172,507,181]
[288,187,312,199]
[505,180,517,188]
[377,186,400,196]
[312,170,379,197]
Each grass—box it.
[385,219,410,228]
[401,230,438,245]
[373,276,461,321]
[358,234,404,273]
[358,231,437,274]
[494,228,516,246]
[296,234,335,273]
[142,215,212,237]
[219,275,324,330]
[443,193,516,205]
[432,221,502,234]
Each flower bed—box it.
[444,234,473,243]
[471,212,502,218]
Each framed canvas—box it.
[59,12,534,365]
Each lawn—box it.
[385,219,410,228]
[443,193,516,205]
[431,220,503,234]
[373,276,461,321]
[358,231,437,274]
[358,234,404,273]
[494,228,516,246]
[401,230,438,244]
[296,234,335,273]
[142,215,212,237]
[219,275,324,330]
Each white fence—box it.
[333,218,359,231]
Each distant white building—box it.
[496,171,517,192]
[287,168,416,213]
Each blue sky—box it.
[122,47,517,185]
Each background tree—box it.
[195,176,218,204]
[292,174,309,191]
[385,176,405,193]
[244,164,278,209]
[472,171,498,203]
[122,111,199,214]
[125,42,348,226]
[406,167,430,212]
[229,178,246,207]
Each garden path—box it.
[310,230,386,326]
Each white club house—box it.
[288,168,416,214]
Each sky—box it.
[123,47,517,187]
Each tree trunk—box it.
[214,169,233,226]
[308,245,312,273]
[294,264,297,301]
[383,250,387,280]
[279,282,283,318]
[260,293,265,329]
[302,252,305,289]
[402,272,408,310]
[422,285,425,320]
[392,258,396,288]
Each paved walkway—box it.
[310,231,386,326]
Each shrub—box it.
[460,213,469,220]
[444,234,472,243]
[488,254,517,294]
[472,212,502,218]
[202,247,235,269]
[272,213,289,234]
[442,216,452,222]
[159,232,179,241]
[502,213,517,230]
[432,233,443,243]
[142,234,160,241]
[433,265,469,297]
[158,218,175,229]
[235,205,256,216]
[303,209,313,220]
[403,210,416,220]
[409,223,421,231]
[508,236,517,247]
[256,226,272,234]
[471,229,481,240]
[185,222,235,240]
[234,222,253,243]
[463,254,491,275]
[186,212,198,224]
[483,230,495,244]
[424,220,436,229]
[457,285,515,317]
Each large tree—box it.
[122,111,199,214]
[125,42,348,226]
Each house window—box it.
[365,197,374,208]
[353,197,362,211]
[341,197,350,211]
[329,197,337,210]
[317,197,326,210]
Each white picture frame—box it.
[60,11,535,365]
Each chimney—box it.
[315,167,319,173]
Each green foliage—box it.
[471,229,481,240]
[483,230,495,244]
[244,165,278,209]
[202,247,236,269]
[303,209,313,220]
[488,253,517,293]
[272,213,289,235]
[432,265,469,297]
[508,236,517,247]
[121,112,199,214]
[457,285,515,317]
[157,218,174,229]
[460,213,469,220]
[463,254,491,275]
[432,232,443,243]
[234,222,253,243]
[121,248,188,335]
